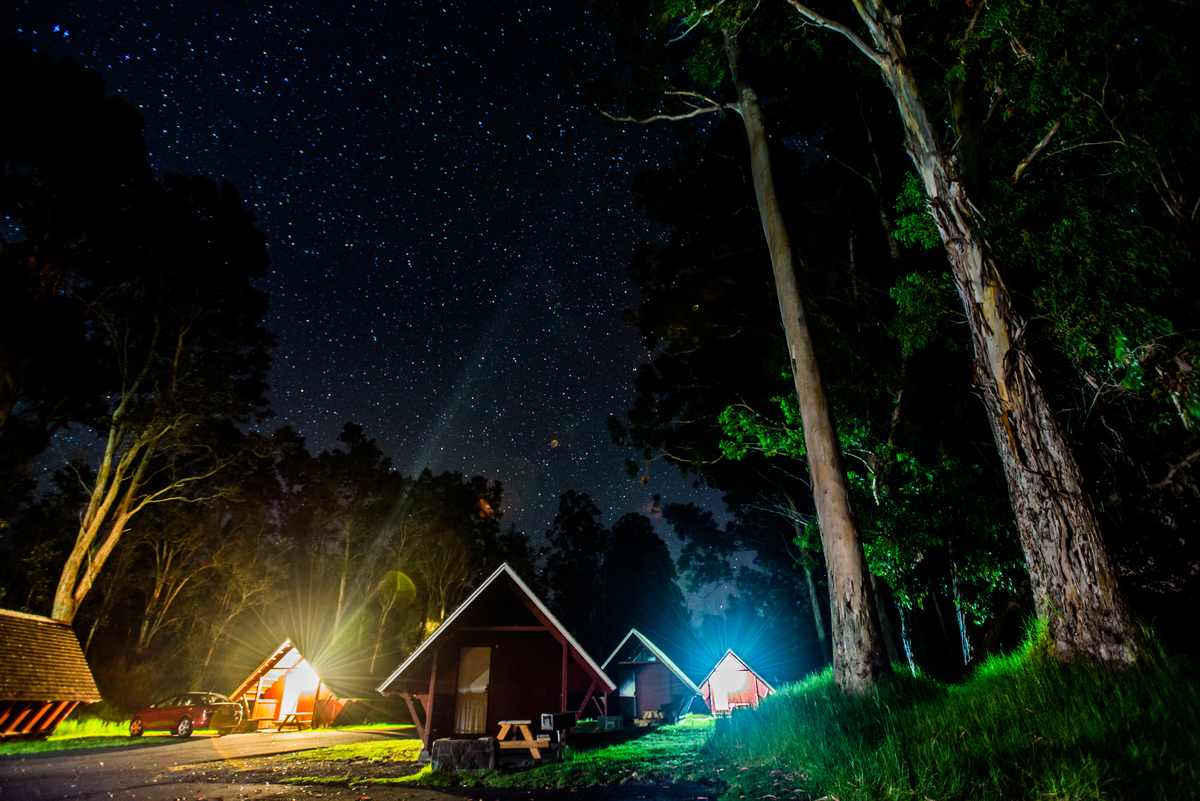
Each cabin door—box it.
[454,646,491,734]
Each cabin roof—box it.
[601,628,701,696]
[696,648,776,693]
[376,562,616,694]
[0,608,102,703]
[230,639,371,701]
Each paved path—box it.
[0,729,396,800]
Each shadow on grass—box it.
[568,724,659,752]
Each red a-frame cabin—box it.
[376,563,615,754]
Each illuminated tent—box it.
[697,649,774,714]
[601,628,701,722]
[229,640,352,728]
[0,609,102,739]
[377,563,615,754]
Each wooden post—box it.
[400,693,425,744]
[23,701,56,734]
[425,647,439,747]
[5,704,35,736]
[560,640,568,712]
[575,677,598,718]
[43,701,76,732]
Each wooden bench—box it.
[276,712,312,731]
[496,719,548,760]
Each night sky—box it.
[12,2,726,539]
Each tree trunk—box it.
[898,605,916,674]
[801,560,826,644]
[726,32,887,692]
[855,8,1137,663]
[868,573,902,666]
[333,523,351,637]
[370,603,394,675]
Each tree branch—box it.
[785,0,885,66]
[600,91,736,124]
[667,0,727,44]
[1150,447,1200,490]
[1011,115,1065,184]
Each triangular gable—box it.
[697,648,776,693]
[230,640,359,701]
[377,563,615,693]
[602,628,701,696]
[229,640,297,700]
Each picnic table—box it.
[496,719,550,760]
[276,712,312,731]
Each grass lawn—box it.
[285,736,424,764]
[707,627,1200,801]
[0,718,171,756]
[405,715,717,790]
[275,736,425,786]
[269,716,715,789]
[329,722,415,734]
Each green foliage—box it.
[707,628,1200,801]
[990,177,1196,429]
[683,37,727,90]
[718,385,1018,619]
[892,173,940,251]
[887,272,957,357]
[717,394,806,461]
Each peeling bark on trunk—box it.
[877,44,1135,665]
[726,32,887,692]
[782,0,1139,664]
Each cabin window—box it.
[454,646,491,734]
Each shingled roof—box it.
[0,609,101,702]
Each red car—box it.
[130,692,244,738]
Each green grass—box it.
[285,737,423,764]
[707,627,1200,801]
[0,718,166,756]
[328,722,415,734]
[409,715,717,790]
[0,716,242,757]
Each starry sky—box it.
[12,1,727,538]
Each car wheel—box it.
[129,718,144,737]
[175,716,193,738]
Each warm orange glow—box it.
[280,658,321,717]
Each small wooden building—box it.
[229,640,351,729]
[601,628,701,723]
[0,609,102,738]
[697,649,774,714]
[376,563,615,753]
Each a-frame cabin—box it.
[697,649,775,714]
[229,640,352,729]
[376,563,615,754]
[0,609,101,739]
[601,628,700,723]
